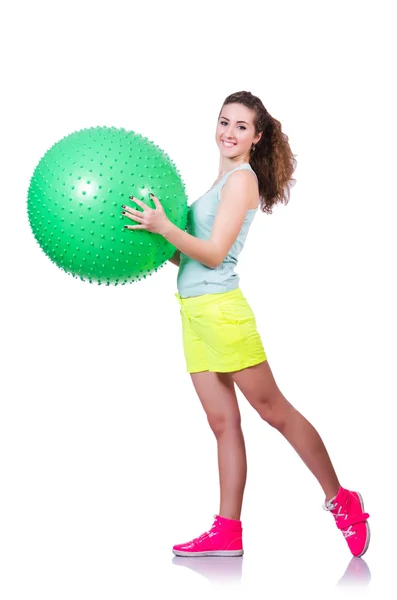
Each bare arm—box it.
[162,170,258,268]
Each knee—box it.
[256,394,291,431]
[207,413,241,438]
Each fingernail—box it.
[124,225,128,228]
[122,212,126,215]
[122,204,126,208]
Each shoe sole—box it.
[356,491,371,557]
[172,549,244,557]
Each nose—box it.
[222,125,236,141]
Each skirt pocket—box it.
[216,299,256,327]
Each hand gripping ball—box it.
[27,126,189,285]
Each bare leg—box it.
[190,371,247,520]
[231,361,341,501]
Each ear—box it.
[255,131,263,144]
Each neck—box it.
[218,156,250,178]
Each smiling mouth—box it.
[221,140,236,147]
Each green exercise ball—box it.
[27,126,188,285]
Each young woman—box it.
[122,91,370,559]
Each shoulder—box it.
[222,168,258,191]
[220,169,259,210]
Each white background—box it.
[1,1,396,598]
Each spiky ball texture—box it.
[27,126,188,285]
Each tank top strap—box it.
[219,162,257,186]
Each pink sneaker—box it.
[172,515,243,557]
[323,486,370,557]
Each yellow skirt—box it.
[175,287,267,373]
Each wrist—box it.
[162,220,174,239]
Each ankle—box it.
[325,484,341,502]
[217,512,242,522]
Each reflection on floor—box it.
[172,555,372,589]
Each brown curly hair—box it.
[221,91,297,214]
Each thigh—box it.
[231,360,285,412]
[190,371,241,428]
[230,361,293,429]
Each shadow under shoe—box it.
[336,557,371,587]
[172,555,243,584]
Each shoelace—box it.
[323,500,355,539]
[190,517,219,544]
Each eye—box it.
[220,121,246,130]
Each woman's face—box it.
[215,102,261,160]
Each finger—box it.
[122,207,142,219]
[149,192,161,207]
[122,205,140,215]
[124,224,145,230]
[129,196,151,210]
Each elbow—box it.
[207,244,223,269]
[209,254,223,269]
